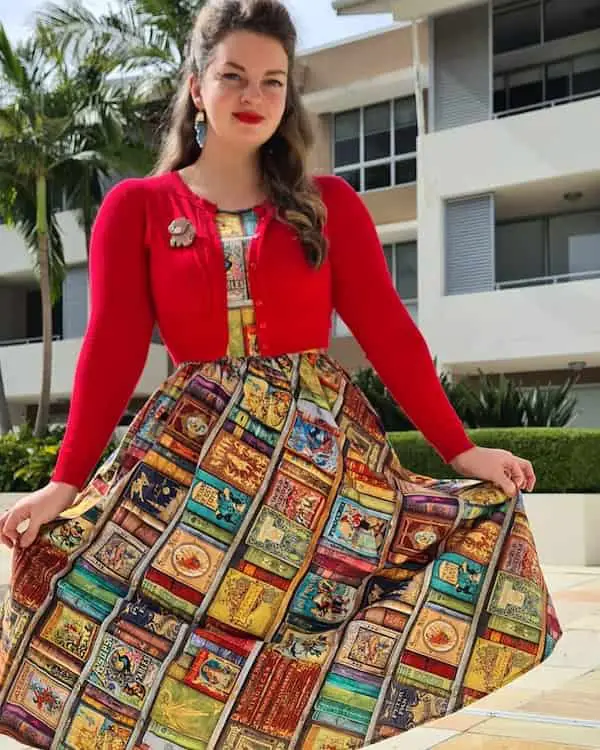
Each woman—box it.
[0,1,560,748]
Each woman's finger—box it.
[506,458,526,490]
[0,512,12,549]
[3,506,29,546]
[520,459,536,492]
[494,469,518,498]
[19,519,41,549]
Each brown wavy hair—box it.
[153,0,327,268]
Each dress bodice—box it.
[216,209,260,358]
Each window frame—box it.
[495,207,600,289]
[493,48,600,116]
[332,96,417,193]
[382,240,418,303]
[493,0,600,56]
[493,0,543,55]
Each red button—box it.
[255,300,263,308]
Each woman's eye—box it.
[266,79,284,87]
[222,72,241,81]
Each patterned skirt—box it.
[0,352,561,750]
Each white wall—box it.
[0,339,169,402]
[303,68,420,114]
[0,210,88,280]
[336,0,483,20]
[418,96,600,370]
[420,97,600,202]
[390,0,485,21]
[421,278,600,370]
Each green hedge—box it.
[2,426,599,494]
[388,428,600,493]
[0,426,117,493]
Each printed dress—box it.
[0,208,561,750]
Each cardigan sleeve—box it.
[51,178,155,490]
[317,174,474,464]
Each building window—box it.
[546,60,570,100]
[496,219,546,284]
[573,52,600,96]
[548,211,600,277]
[494,0,600,55]
[383,241,418,301]
[495,209,600,288]
[333,97,417,192]
[494,49,600,115]
[494,0,542,55]
[25,289,63,341]
[544,0,600,43]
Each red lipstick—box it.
[234,111,265,124]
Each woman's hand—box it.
[450,446,536,497]
[0,482,79,550]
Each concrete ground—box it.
[0,551,598,749]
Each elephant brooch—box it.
[168,217,196,248]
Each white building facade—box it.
[337,0,600,425]
[2,0,600,427]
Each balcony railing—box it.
[495,269,600,290]
[494,86,600,118]
[494,48,600,118]
[0,335,63,347]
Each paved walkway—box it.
[0,549,597,749]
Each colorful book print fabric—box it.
[0,209,561,748]
[0,354,561,749]
[219,209,260,358]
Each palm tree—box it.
[38,0,206,386]
[36,22,154,254]
[0,26,68,438]
[39,0,205,109]
[0,366,12,435]
[0,22,152,437]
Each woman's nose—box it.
[241,80,262,103]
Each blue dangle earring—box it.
[194,109,207,148]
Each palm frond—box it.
[36,1,107,61]
[39,0,180,81]
[133,0,204,57]
[0,23,33,98]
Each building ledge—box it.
[377,219,418,244]
[333,0,487,21]
[333,0,392,15]
[303,67,427,114]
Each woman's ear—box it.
[189,73,203,110]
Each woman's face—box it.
[192,30,289,152]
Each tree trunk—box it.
[0,363,12,435]
[83,163,92,258]
[83,166,92,324]
[34,174,53,438]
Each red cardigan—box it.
[51,171,473,489]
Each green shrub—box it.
[352,368,413,431]
[354,367,579,430]
[0,424,117,492]
[388,428,600,493]
[460,372,578,428]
